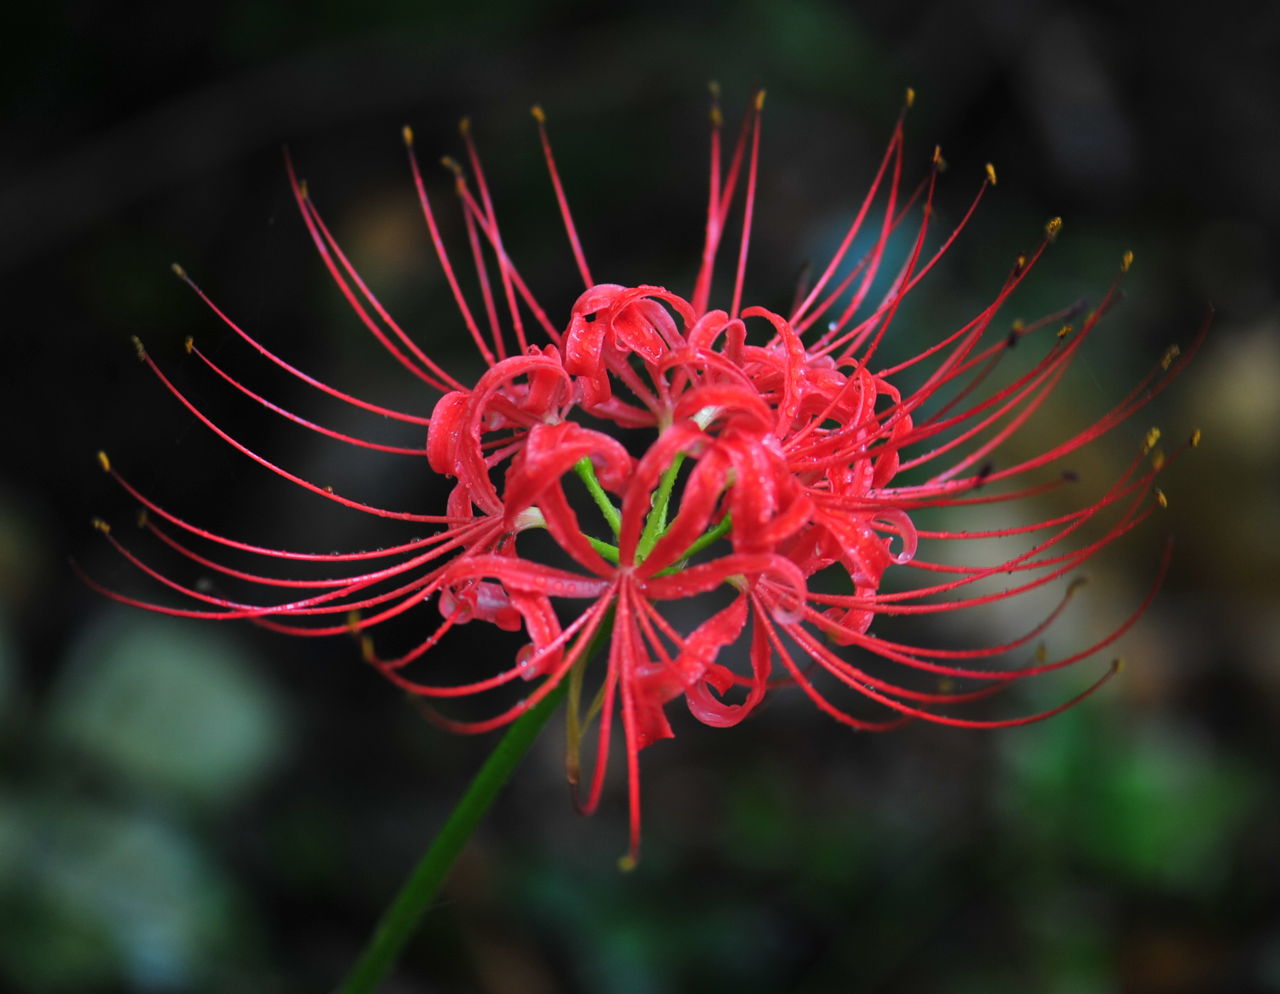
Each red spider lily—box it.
[86,88,1204,867]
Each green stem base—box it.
[333,681,569,994]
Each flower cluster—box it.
[88,90,1202,865]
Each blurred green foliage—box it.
[50,615,284,807]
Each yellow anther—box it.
[92,517,110,534]
[1161,344,1181,370]
[1143,427,1162,454]
[323,485,335,494]
[97,450,111,472]
[938,677,955,693]
[1190,428,1202,447]
[617,853,638,873]
[1112,657,1126,674]
[1121,249,1134,272]
[905,86,916,108]
[1151,448,1166,471]
[184,335,195,354]
[1155,488,1168,508]
[985,162,997,186]
[708,80,721,99]
[1011,318,1025,332]
[136,509,148,528]
[710,106,723,127]
[130,335,146,361]
[346,610,362,634]
[1067,577,1089,596]
[298,178,309,200]
[360,635,376,663]
[458,116,471,136]
[401,124,415,146]
[530,104,546,124]
[170,262,187,279]
[1057,323,1073,339]
[1034,643,1047,663]
[754,89,767,111]
[932,144,943,165]
[440,155,462,176]
[1016,254,1027,269]
[1045,216,1063,241]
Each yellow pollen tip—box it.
[708,80,721,99]
[1161,344,1181,370]
[754,89,766,111]
[1151,448,1166,471]
[92,517,110,534]
[1112,658,1125,674]
[298,178,309,200]
[905,86,916,108]
[985,162,997,185]
[184,336,194,354]
[1121,249,1134,272]
[1011,318,1025,332]
[1057,323,1073,339]
[1190,428,1202,447]
[710,106,723,127]
[937,677,955,693]
[136,509,148,528]
[440,155,462,176]
[401,125,415,147]
[1068,577,1089,596]
[1016,254,1027,268]
[458,116,471,136]
[1143,427,1162,454]
[530,104,546,124]
[1045,216,1064,241]
[130,335,146,361]
[617,854,638,873]
[1155,488,1168,508]
[360,635,376,664]
[97,450,111,472]
[1034,643,1047,664]
[346,610,362,634]
[170,262,187,279]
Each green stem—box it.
[587,535,620,564]
[333,679,569,994]
[653,512,733,576]
[637,452,686,562]
[574,457,621,535]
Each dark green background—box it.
[3,2,1278,992]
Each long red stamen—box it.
[460,117,528,353]
[402,125,498,366]
[188,341,426,455]
[531,105,593,289]
[132,338,452,523]
[729,91,764,320]
[170,265,433,425]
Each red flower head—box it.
[87,88,1204,867]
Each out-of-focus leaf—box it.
[0,797,245,992]
[1000,707,1261,893]
[51,611,286,806]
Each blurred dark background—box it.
[3,2,1279,992]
